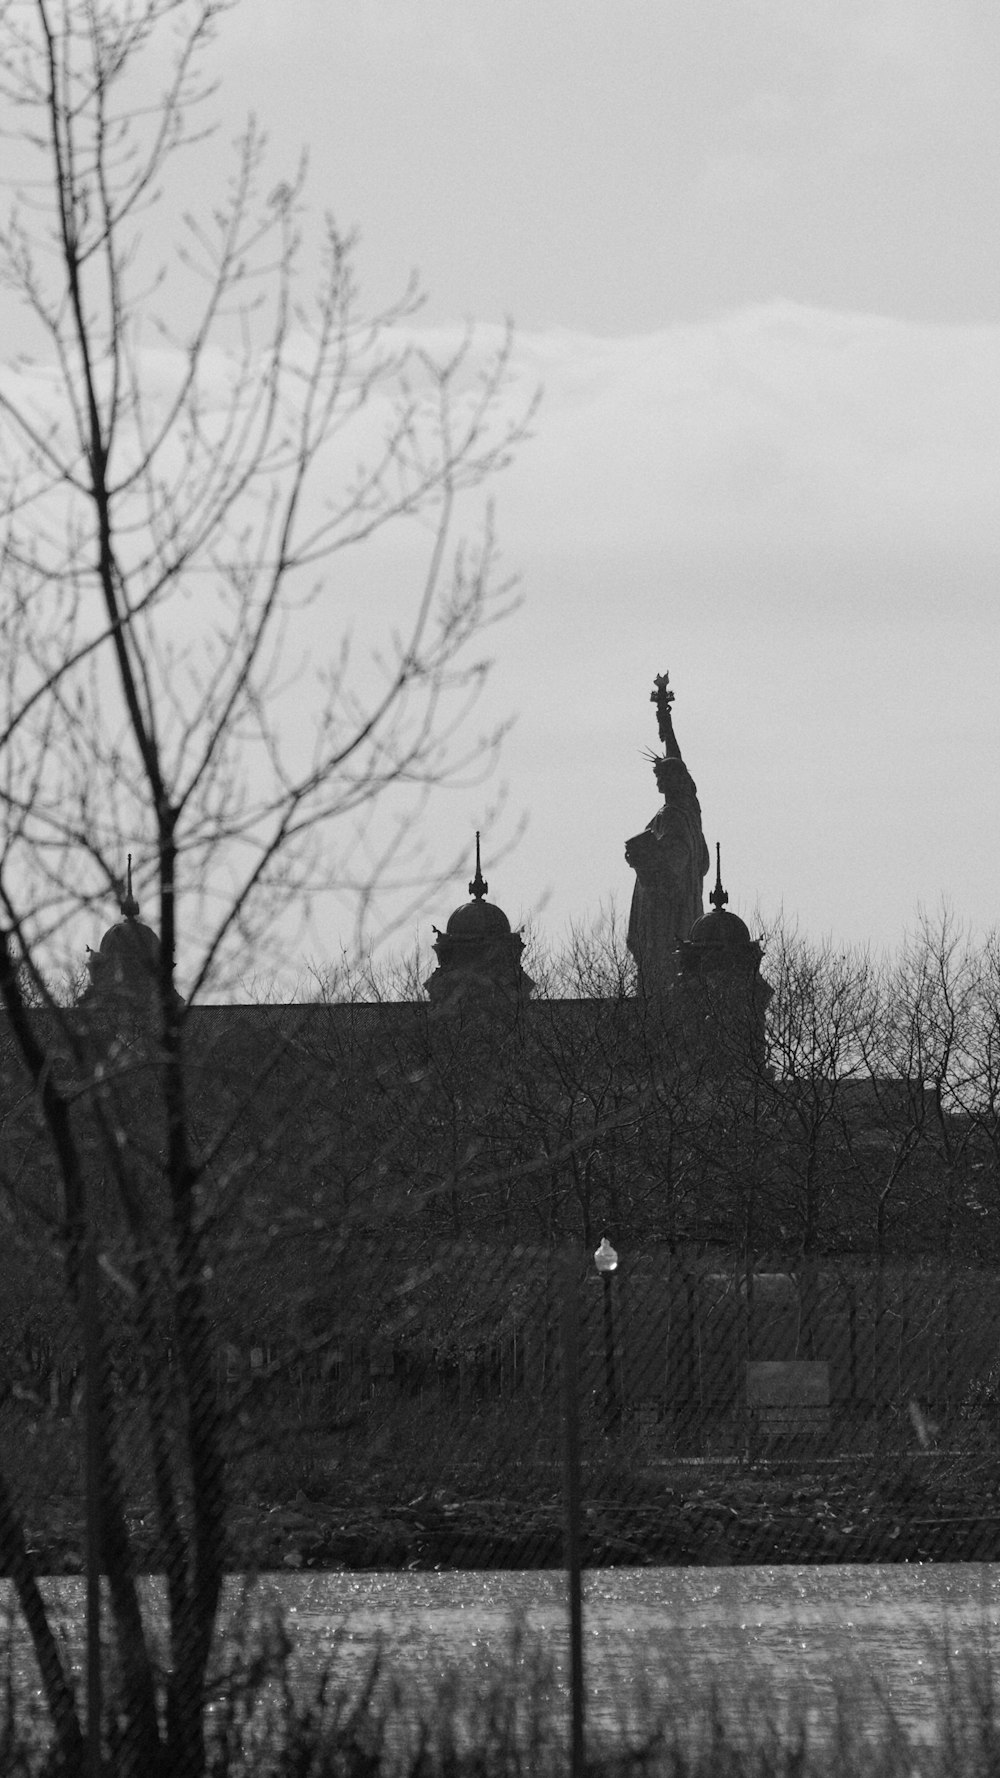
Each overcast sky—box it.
[212,1,1000,961]
[14,1,1000,975]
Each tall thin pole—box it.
[560,1254,584,1778]
[83,1230,102,1778]
[602,1268,619,1437]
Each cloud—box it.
[7,302,998,584]
[225,0,490,81]
[495,306,1000,565]
[694,0,997,195]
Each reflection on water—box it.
[267,1565,1000,1743]
[8,1565,1000,1746]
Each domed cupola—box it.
[444,884,513,941]
[425,834,534,1005]
[681,846,761,975]
[80,856,181,1011]
[676,843,771,1067]
[687,848,753,953]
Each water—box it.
[11,1565,1000,1748]
[266,1564,1000,1743]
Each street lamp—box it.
[594,1236,619,1436]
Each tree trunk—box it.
[0,1471,84,1771]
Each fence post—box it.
[560,1252,585,1778]
[83,1229,102,1778]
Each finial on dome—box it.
[468,831,488,901]
[709,843,729,913]
[120,854,140,920]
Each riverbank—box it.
[222,1464,1000,1567]
[17,1457,1000,1572]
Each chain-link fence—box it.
[6,1240,999,1572]
[206,1240,1000,1570]
[4,1226,1000,1770]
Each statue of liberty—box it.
[625,672,710,992]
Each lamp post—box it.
[594,1236,619,1436]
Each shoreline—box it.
[16,1468,1000,1573]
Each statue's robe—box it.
[626,800,710,991]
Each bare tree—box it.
[955,928,1000,1217]
[878,911,979,1412]
[0,2,528,1771]
[762,927,875,1355]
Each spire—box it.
[468,830,488,901]
[120,854,140,920]
[709,843,729,913]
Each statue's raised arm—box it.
[651,672,676,748]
